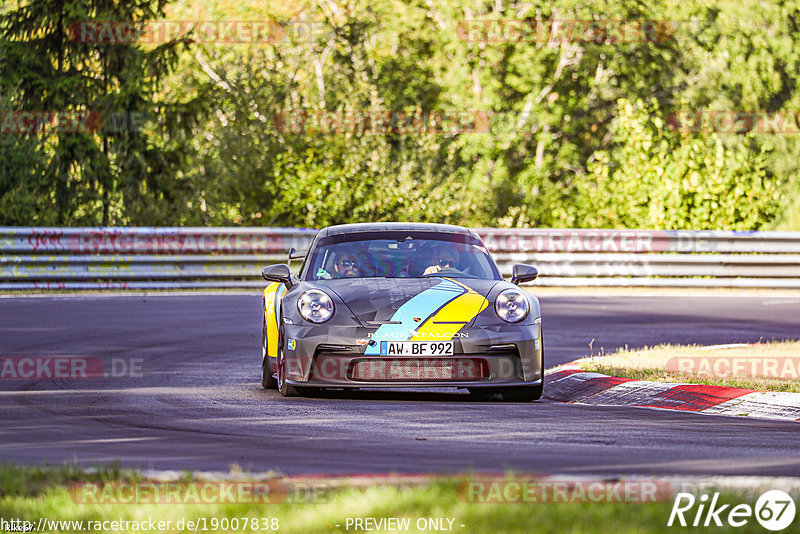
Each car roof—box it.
[318,222,478,238]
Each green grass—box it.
[569,341,800,392]
[0,464,792,533]
[581,365,800,392]
[0,463,145,498]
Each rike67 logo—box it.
[668,490,796,531]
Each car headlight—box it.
[297,290,335,323]
[495,288,529,323]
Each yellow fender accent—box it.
[263,282,286,358]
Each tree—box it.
[566,99,781,229]
[0,0,199,225]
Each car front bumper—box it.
[280,322,543,389]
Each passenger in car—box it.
[422,243,460,276]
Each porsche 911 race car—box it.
[260,223,543,401]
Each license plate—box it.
[379,341,453,356]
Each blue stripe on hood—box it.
[364,278,465,355]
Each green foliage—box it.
[565,99,780,229]
[0,90,52,224]
[0,0,200,225]
[2,0,799,229]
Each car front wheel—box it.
[261,316,278,389]
[277,348,298,397]
[277,323,310,397]
[500,384,543,402]
[500,335,545,402]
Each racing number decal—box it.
[263,282,287,358]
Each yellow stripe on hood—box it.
[410,279,488,341]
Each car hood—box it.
[323,277,499,326]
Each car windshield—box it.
[303,231,501,281]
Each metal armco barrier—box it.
[1,227,799,290]
[474,228,800,288]
[0,228,317,290]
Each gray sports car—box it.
[260,223,543,401]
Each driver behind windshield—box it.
[422,243,460,276]
[315,245,364,279]
[334,249,361,278]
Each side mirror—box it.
[511,264,538,285]
[262,264,292,288]
[288,247,307,261]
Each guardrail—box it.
[1,227,799,289]
[476,228,800,288]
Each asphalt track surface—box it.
[2,293,800,476]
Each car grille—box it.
[348,357,489,381]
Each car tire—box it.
[261,315,278,389]
[467,388,496,399]
[500,384,543,402]
[277,323,304,397]
[500,334,545,402]
[277,350,297,398]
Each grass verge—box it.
[570,340,800,392]
[0,463,784,534]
